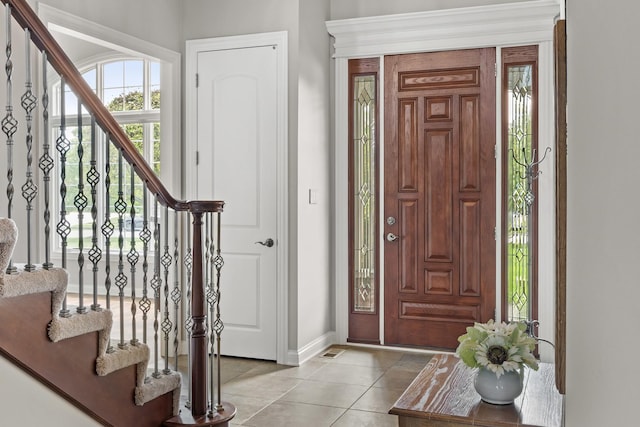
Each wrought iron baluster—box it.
[161,205,173,375]
[102,136,115,352]
[183,218,193,409]
[211,211,225,414]
[20,28,37,272]
[151,197,162,378]
[2,5,17,274]
[204,210,212,407]
[39,53,53,270]
[88,117,101,311]
[75,99,88,314]
[139,186,152,345]
[172,211,181,371]
[205,213,211,308]
[115,150,128,348]
[207,213,216,413]
[128,165,139,346]
[56,78,71,317]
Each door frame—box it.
[327,0,559,361]
[185,31,289,364]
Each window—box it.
[502,46,540,323]
[51,58,161,251]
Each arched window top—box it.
[52,57,161,116]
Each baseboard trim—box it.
[286,331,336,366]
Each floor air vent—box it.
[321,349,344,359]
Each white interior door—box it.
[196,45,278,360]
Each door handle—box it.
[386,233,399,242]
[255,238,274,248]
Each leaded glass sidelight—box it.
[352,75,376,313]
[505,62,536,322]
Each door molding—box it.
[327,1,559,360]
[185,31,289,364]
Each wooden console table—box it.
[390,354,563,427]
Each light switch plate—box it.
[309,189,318,204]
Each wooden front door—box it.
[384,48,496,350]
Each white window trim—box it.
[326,0,560,362]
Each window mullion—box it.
[144,60,150,111]
[96,63,104,103]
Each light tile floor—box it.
[176,346,433,427]
[65,295,435,425]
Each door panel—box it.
[425,129,453,262]
[384,48,496,350]
[196,45,277,360]
[398,199,418,293]
[223,254,259,326]
[398,99,419,191]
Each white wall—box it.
[329,0,534,20]
[33,0,184,52]
[566,0,640,425]
[182,0,297,41]
[0,356,101,426]
[47,31,112,63]
[296,0,332,350]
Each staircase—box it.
[0,218,179,426]
[0,0,235,425]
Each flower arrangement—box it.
[456,319,539,378]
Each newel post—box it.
[165,203,234,426]
[190,210,207,416]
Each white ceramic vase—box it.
[473,367,524,405]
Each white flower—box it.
[455,319,539,378]
[475,335,511,377]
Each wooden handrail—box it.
[1,0,223,214]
